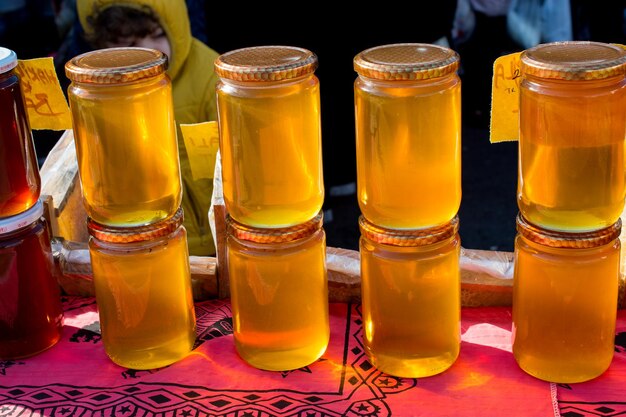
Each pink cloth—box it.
[0,298,624,416]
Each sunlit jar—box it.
[512,214,621,383]
[88,208,195,370]
[0,47,41,218]
[215,46,324,228]
[518,41,626,232]
[354,43,461,229]
[66,47,182,227]
[226,212,329,370]
[0,201,63,359]
[359,215,460,377]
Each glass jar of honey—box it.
[512,214,621,383]
[66,47,182,227]
[359,215,460,377]
[0,200,63,359]
[518,41,626,232]
[215,46,324,228]
[0,47,41,218]
[88,208,195,369]
[226,212,329,370]
[354,43,461,229]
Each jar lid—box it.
[214,46,318,82]
[516,214,621,248]
[359,215,459,247]
[0,200,44,235]
[226,212,323,243]
[65,47,167,84]
[88,208,183,243]
[354,43,459,81]
[520,41,626,81]
[0,47,17,74]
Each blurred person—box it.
[76,0,220,256]
[507,0,572,49]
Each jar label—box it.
[490,52,522,143]
[16,58,72,131]
[180,121,219,180]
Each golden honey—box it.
[226,213,329,370]
[359,216,460,377]
[66,47,182,227]
[215,46,323,228]
[512,214,620,383]
[88,209,195,369]
[354,44,461,229]
[519,41,626,232]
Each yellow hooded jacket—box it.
[77,0,219,255]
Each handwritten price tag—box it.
[180,121,220,181]
[16,58,72,131]
[490,52,522,143]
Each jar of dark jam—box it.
[0,47,41,218]
[0,200,63,359]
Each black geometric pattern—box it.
[0,361,24,377]
[0,298,417,416]
[559,403,626,417]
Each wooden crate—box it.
[41,130,626,307]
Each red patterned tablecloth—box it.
[1,298,625,416]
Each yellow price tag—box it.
[180,121,220,181]
[490,52,522,143]
[15,58,72,131]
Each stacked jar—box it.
[214,46,329,371]
[65,48,195,370]
[512,41,626,383]
[0,47,64,360]
[353,44,462,377]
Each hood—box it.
[77,0,192,79]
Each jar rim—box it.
[359,216,459,247]
[226,212,323,243]
[0,200,44,235]
[0,47,17,74]
[65,47,167,84]
[88,208,183,243]
[215,45,318,82]
[521,41,626,81]
[516,214,621,248]
[354,43,459,81]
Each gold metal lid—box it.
[520,41,626,81]
[214,46,318,82]
[226,212,323,243]
[65,47,167,84]
[359,216,459,247]
[88,208,183,243]
[516,214,621,249]
[354,43,459,81]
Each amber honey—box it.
[66,48,181,227]
[88,209,195,369]
[512,215,620,383]
[215,46,323,228]
[519,42,626,232]
[226,213,329,370]
[359,216,460,377]
[354,44,461,229]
